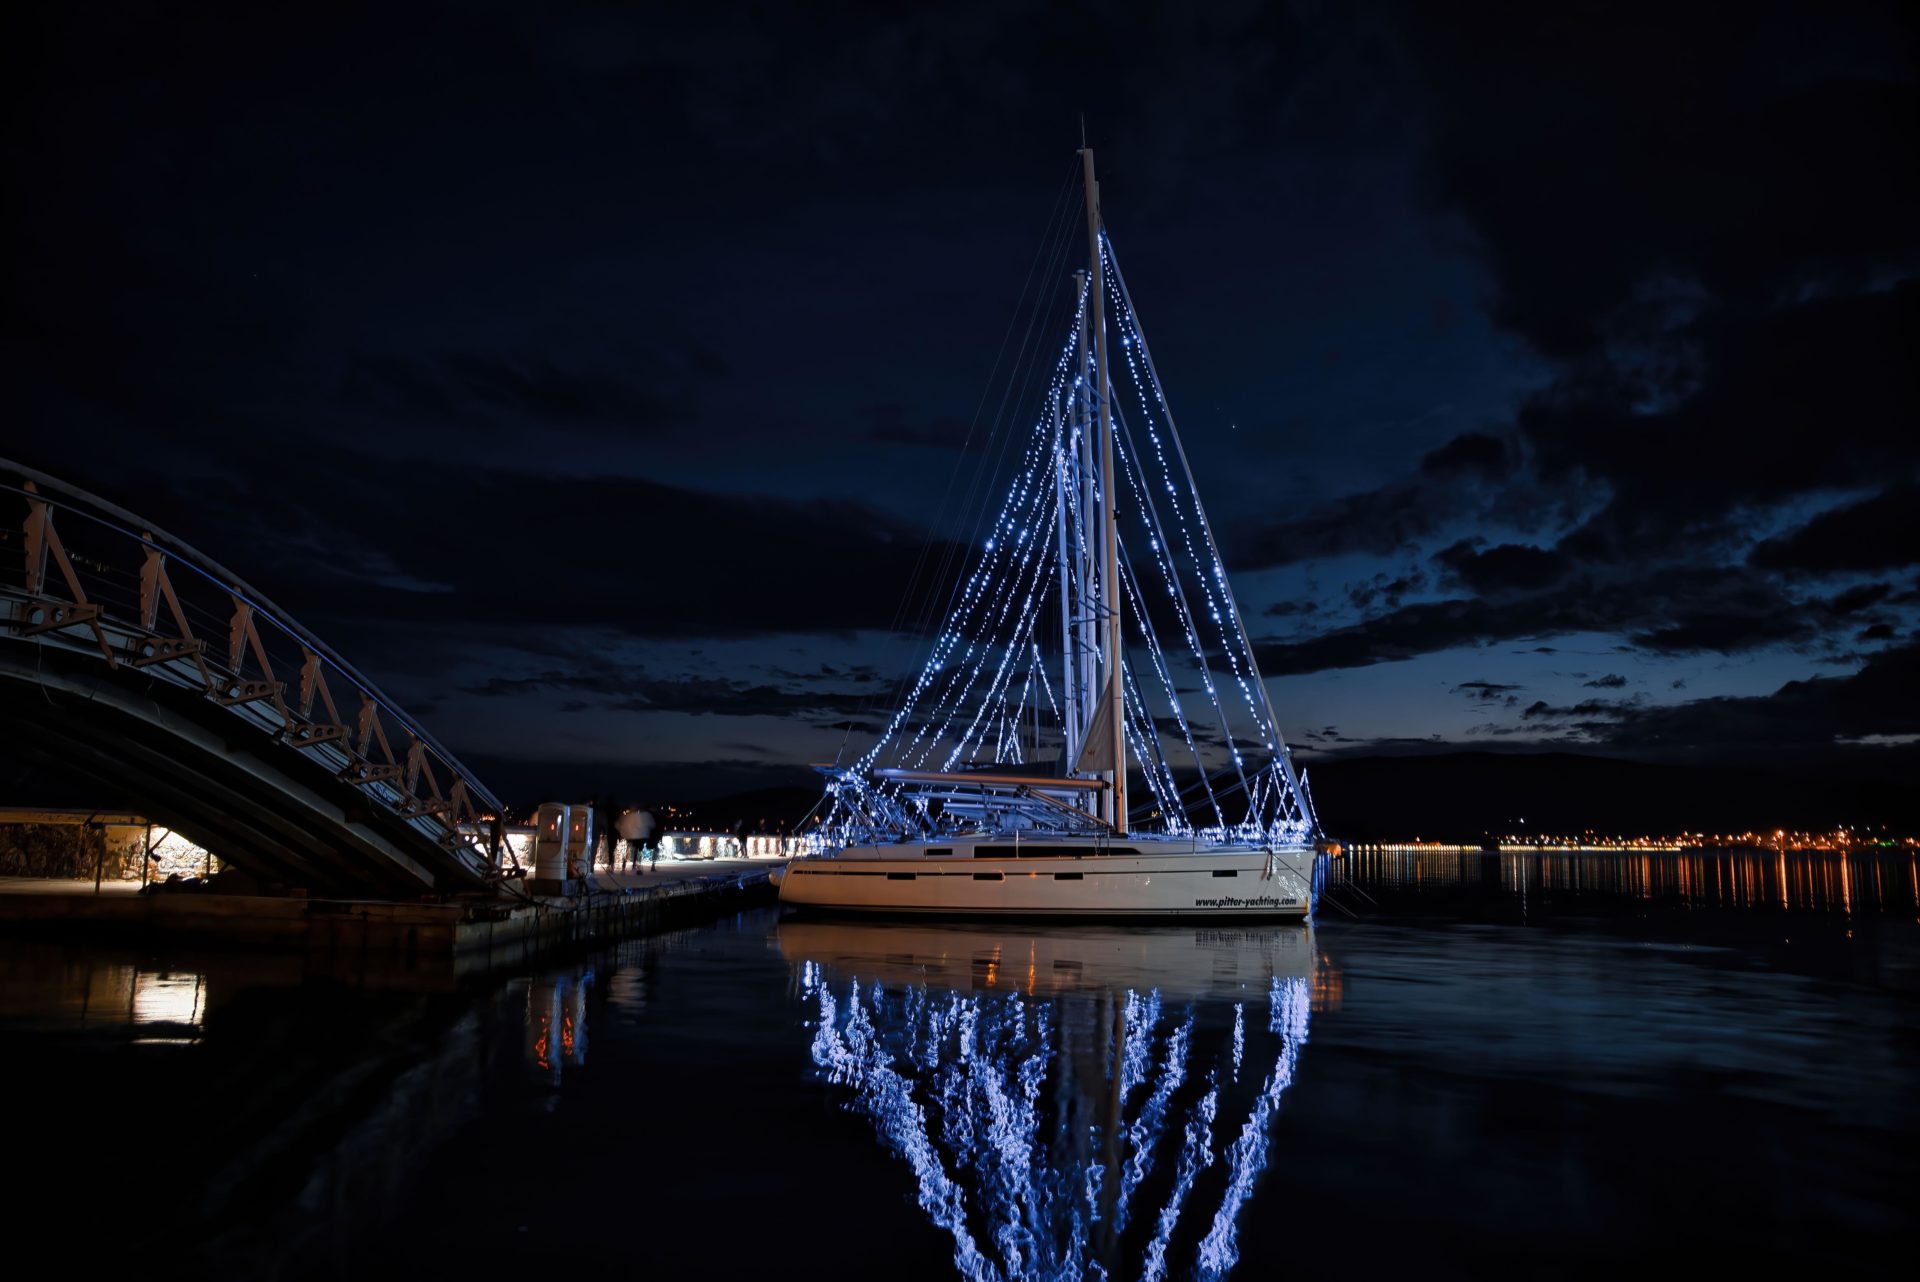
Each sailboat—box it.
[775,143,1324,920]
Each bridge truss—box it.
[0,460,509,896]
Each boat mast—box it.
[1054,291,1079,774]
[1072,270,1097,791]
[1081,144,1127,833]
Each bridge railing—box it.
[0,463,508,885]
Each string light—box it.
[816,229,1318,848]
[1105,233,1316,839]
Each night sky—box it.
[5,3,1915,809]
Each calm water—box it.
[1,848,1915,1279]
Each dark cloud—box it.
[1752,485,1920,574]
[1498,641,1920,784]
[863,403,981,452]
[1254,563,1817,675]
[361,350,707,435]
[1454,680,1521,702]
[1397,0,1920,576]
[1582,639,1920,768]
[461,753,819,809]
[1406,3,1918,362]
[1347,571,1425,610]
[1227,478,1451,567]
[1433,540,1566,594]
[1582,674,1627,689]
[55,447,973,645]
[1151,716,1226,747]
[766,663,882,684]
[1235,289,1917,596]
[1521,698,1631,721]
[1418,431,1509,478]
[1227,432,1524,567]
[463,669,880,722]
[1523,285,1920,561]
[1236,4,1920,700]
[1825,582,1894,615]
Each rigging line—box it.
[1112,405,1249,806]
[883,158,1074,632]
[898,527,1046,769]
[866,159,1079,723]
[1150,746,1261,819]
[983,588,1047,767]
[1119,650,1182,828]
[1110,404,1236,769]
[898,270,1082,759]
[900,241,1081,748]
[1115,543,1217,828]
[870,406,1061,777]
[866,417,1060,770]
[883,171,1084,720]
[940,508,1061,770]
[995,638,1041,765]
[1105,237,1313,825]
[1173,761,1273,825]
[883,314,1079,772]
[934,497,1062,771]
[1111,298,1291,831]
[1107,266,1274,761]
[1031,641,1061,723]
[874,301,1076,777]
[1054,409,1097,739]
[1101,239,1269,741]
[1115,539,1225,830]
[1109,615,1180,820]
[892,428,1061,769]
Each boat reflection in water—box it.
[781,920,1324,1281]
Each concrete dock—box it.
[0,858,784,975]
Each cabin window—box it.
[972,871,1004,881]
[925,847,954,857]
[978,844,1145,858]
[886,872,916,881]
[1211,869,1238,878]
[1053,872,1084,881]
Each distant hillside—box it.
[658,786,821,833]
[1304,751,1919,840]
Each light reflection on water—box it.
[525,966,592,1089]
[784,921,1324,1281]
[1334,845,1920,916]
[0,950,212,1042]
[0,849,1914,1279]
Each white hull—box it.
[776,839,1314,919]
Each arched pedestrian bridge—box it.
[1,460,508,898]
